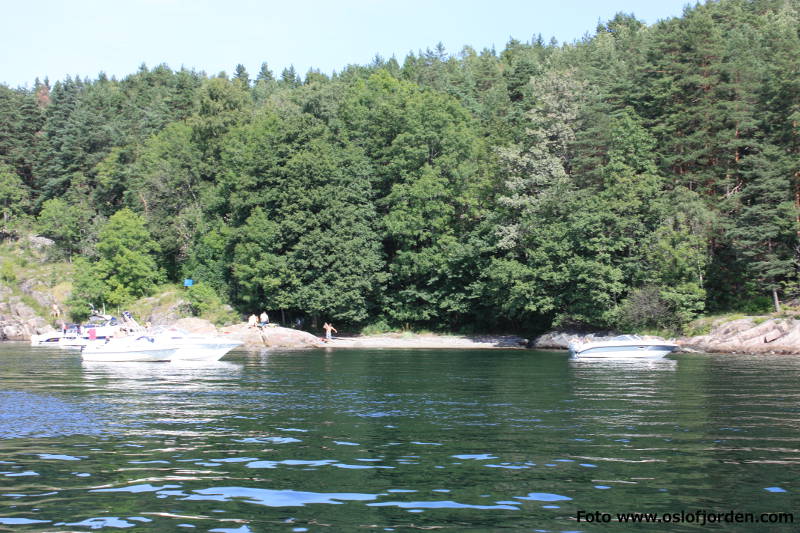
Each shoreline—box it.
[17,313,800,355]
[318,333,529,350]
[216,322,530,350]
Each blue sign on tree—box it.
[183,279,194,287]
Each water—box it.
[0,344,798,531]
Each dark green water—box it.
[0,344,798,531]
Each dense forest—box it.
[1,0,798,334]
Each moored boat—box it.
[30,332,64,346]
[32,314,123,348]
[568,335,678,359]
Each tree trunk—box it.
[772,288,781,313]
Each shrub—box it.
[185,283,222,316]
[184,282,239,325]
[611,284,703,334]
[0,260,15,283]
[361,319,392,336]
[740,296,773,314]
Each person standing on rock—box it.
[248,314,258,328]
[260,311,269,327]
[323,322,337,341]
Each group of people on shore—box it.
[246,311,337,341]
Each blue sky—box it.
[1,0,693,88]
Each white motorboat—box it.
[30,331,64,346]
[31,314,123,348]
[80,335,177,362]
[77,312,241,362]
[151,327,243,361]
[568,335,678,359]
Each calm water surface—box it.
[0,344,798,531]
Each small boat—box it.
[32,314,123,348]
[568,335,678,359]
[80,335,177,362]
[30,332,64,346]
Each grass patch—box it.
[683,321,713,337]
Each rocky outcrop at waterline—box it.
[532,316,800,355]
[679,317,800,355]
[219,322,324,350]
[0,286,55,341]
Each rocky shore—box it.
[7,297,800,354]
[678,316,800,355]
[532,316,800,355]
[0,286,55,341]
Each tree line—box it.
[0,0,798,333]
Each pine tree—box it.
[233,64,250,87]
[728,144,798,311]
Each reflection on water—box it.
[570,357,678,371]
[0,345,798,530]
[82,359,242,383]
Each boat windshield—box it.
[609,335,641,341]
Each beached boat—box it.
[568,335,678,359]
[80,335,177,362]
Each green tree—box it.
[0,162,29,236]
[127,122,204,277]
[93,208,164,306]
[0,84,44,188]
[233,64,250,87]
[339,71,485,326]
[231,207,291,311]
[36,197,88,258]
[189,77,251,181]
[66,256,107,321]
[224,113,384,324]
[728,144,798,311]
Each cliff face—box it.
[0,236,67,341]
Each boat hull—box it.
[30,333,64,346]
[81,336,177,362]
[81,347,176,362]
[171,341,242,361]
[570,343,677,359]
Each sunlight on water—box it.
[0,345,798,530]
